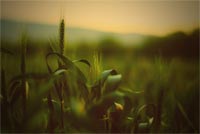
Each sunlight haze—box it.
[1,0,199,35]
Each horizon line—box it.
[1,18,199,37]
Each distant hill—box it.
[1,19,147,45]
[2,19,198,59]
[136,29,199,59]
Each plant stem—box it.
[21,34,27,118]
[1,69,7,102]
[60,19,65,55]
[59,18,65,130]
[47,92,55,133]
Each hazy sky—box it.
[1,0,199,35]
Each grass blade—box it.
[177,101,196,132]
[73,59,91,67]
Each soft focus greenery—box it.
[1,20,199,133]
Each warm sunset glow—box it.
[1,0,199,35]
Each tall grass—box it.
[90,51,102,84]
[1,18,198,133]
[47,18,66,131]
[20,32,27,118]
[59,18,65,130]
[59,19,65,55]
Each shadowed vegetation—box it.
[1,19,199,133]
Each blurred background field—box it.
[1,19,199,132]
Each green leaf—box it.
[52,66,89,103]
[119,87,144,109]
[137,122,149,133]
[8,80,21,105]
[131,104,156,133]
[177,101,196,132]
[25,77,60,118]
[98,69,118,84]
[46,52,87,83]
[53,69,67,76]
[46,53,89,102]
[136,104,156,119]
[73,59,91,67]
[119,87,144,94]
[91,69,118,100]
[88,91,125,119]
[48,38,59,53]
[63,69,89,102]
[103,74,122,95]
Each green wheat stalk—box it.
[59,18,65,130]
[21,32,28,118]
[59,19,65,55]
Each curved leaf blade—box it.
[103,74,122,95]
[46,52,87,83]
[91,69,118,100]
[73,59,91,67]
